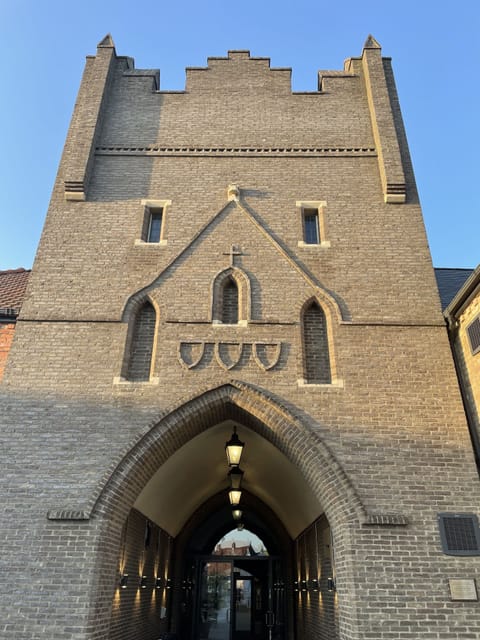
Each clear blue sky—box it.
[1,0,478,270]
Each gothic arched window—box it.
[302,300,331,384]
[211,268,250,324]
[125,301,156,381]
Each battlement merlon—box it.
[318,70,358,92]
[185,50,292,93]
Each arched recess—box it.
[299,296,339,384]
[85,382,366,638]
[211,267,251,324]
[121,297,158,381]
[302,298,331,384]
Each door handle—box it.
[265,611,275,627]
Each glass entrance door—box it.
[197,561,232,640]
[195,557,284,640]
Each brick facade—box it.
[1,35,480,640]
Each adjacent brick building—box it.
[0,268,30,381]
[2,34,480,640]
[437,266,480,469]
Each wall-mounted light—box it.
[119,573,129,589]
[301,580,308,592]
[155,577,163,589]
[232,508,243,521]
[225,426,244,466]
[293,580,299,592]
[327,577,336,592]
[228,489,242,506]
[139,575,147,589]
[228,465,244,490]
[166,578,172,590]
[309,578,319,592]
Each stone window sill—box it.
[297,378,344,389]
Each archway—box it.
[86,382,366,640]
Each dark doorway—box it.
[194,556,284,640]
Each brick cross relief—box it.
[223,245,244,267]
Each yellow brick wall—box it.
[455,286,480,438]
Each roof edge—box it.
[444,263,480,319]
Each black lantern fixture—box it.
[119,573,129,589]
[228,465,244,490]
[225,426,244,466]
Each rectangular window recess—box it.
[438,513,480,556]
[467,316,480,355]
[147,209,163,243]
[303,209,319,244]
[296,200,327,246]
[140,199,171,244]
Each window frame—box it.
[136,199,171,246]
[296,201,330,248]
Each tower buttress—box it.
[361,35,407,203]
[63,35,118,201]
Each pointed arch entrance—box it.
[86,382,366,640]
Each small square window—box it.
[147,209,163,243]
[467,316,480,355]
[303,209,320,244]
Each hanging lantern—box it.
[225,426,244,466]
[228,489,242,506]
[232,508,243,521]
[228,465,244,490]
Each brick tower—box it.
[2,35,480,640]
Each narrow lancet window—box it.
[303,301,331,384]
[126,301,156,381]
[222,277,239,324]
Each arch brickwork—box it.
[84,382,367,639]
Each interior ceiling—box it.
[134,420,322,539]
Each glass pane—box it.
[211,528,269,556]
[198,562,231,640]
[235,578,252,632]
[304,211,319,244]
[148,212,163,243]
